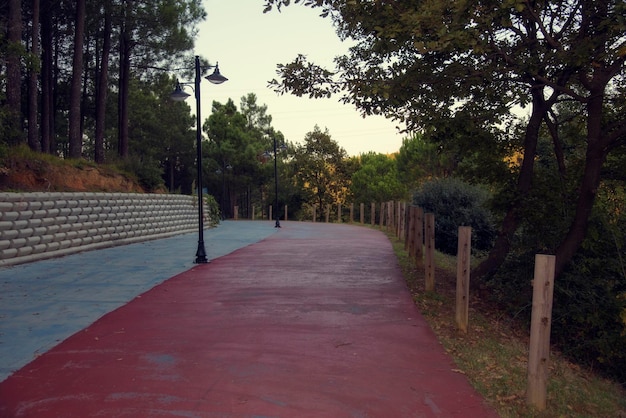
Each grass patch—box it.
[2,144,96,169]
[386,231,626,418]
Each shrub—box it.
[412,177,496,255]
[204,194,220,227]
[486,212,626,385]
[117,157,164,192]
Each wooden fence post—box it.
[371,202,375,226]
[456,226,472,333]
[405,206,415,253]
[350,203,354,223]
[402,203,409,243]
[424,213,435,291]
[402,202,408,239]
[284,204,288,221]
[269,205,272,222]
[312,205,316,222]
[527,254,556,411]
[385,201,391,229]
[338,203,342,222]
[415,207,424,265]
[379,202,385,228]
[234,205,239,220]
[360,203,365,224]
[326,204,330,223]
[396,201,402,239]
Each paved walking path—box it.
[0,221,498,417]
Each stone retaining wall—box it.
[0,192,206,267]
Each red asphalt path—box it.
[0,222,498,417]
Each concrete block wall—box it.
[0,192,206,267]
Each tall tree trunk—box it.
[118,32,130,159]
[472,87,548,279]
[6,0,23,145]
[94,6,111,164]
[68,0,86,159]
[554,78,609,277]
[117,0,131,159]
[168,158,174,192]
[40,0,53,153]
[552,0,626,277]
[28,0,41,151]
[50,23,60,155]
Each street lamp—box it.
[264,134,287,228]
[171,55,227,263]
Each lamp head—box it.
[170,80,191,101]
[206,63,228,84]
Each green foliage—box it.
[0,106,24,147]
[396,134,451,190]
[203,194,221,227]
[293,126,350,221]
[487,236,626,385]
[484,251,535,319]
[0,142,8,161]
[3,144,95,170]
[204,97,271,219]
[412,178,496,255]
[124,75,196,193]
[0,70,10,147]
[553,185,626,384]
[396,133,447,190]
[424,112,512,186]
[396,119,512,196]
[117,156,164,192]
[349,152,406,204]
[487,184,626,384]
[555,254,626,384]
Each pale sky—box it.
[194,0,406,156]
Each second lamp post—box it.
[265,135,286,228]
[170,55,227,263]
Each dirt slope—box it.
[0,157,145,193]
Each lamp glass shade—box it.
[206,64,228,84]
[170,83,191,101]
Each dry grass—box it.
[387,233,626,418]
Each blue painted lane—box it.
[0,220,276,381]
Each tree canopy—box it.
[1,0,205,161]
[292,126,350,221]
[350,152,406,204]
[264,0,626,277]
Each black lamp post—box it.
[264,134,286,228]
[171,55,227,263]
